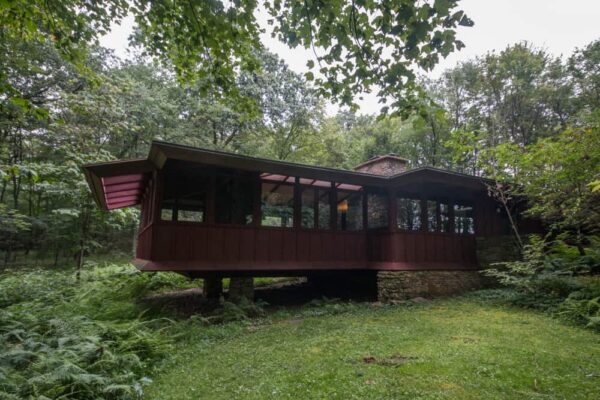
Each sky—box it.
[100,0,600,115]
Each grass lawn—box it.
[146,297,600,400]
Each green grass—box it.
[1,261,598,399]
[146,298,600,400]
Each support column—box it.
[203,274,223,300]
[229,277,254,303]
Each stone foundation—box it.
[228,277,254,303]
[377,270,482,302]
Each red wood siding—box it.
[368,231,477,270]
[138,221,478,273]
[136,224,153,259]
[147,222,368,271]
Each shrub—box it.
[557,281,600,332]
[483,235,600,329]
[0,263,174,399]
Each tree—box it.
[435,43,574,149]
[1,0,472,115]
[568,39,600,115]
[487,113,600,253]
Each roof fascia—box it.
[149,141,388,187]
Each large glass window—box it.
[161,174,207,223]
[261,183,294,227]
[297,186,333,230]
[454,203,475,234]
[300,187,315,229]
[397,197,421,231]
[317,189,331,229]
[337,191,363,231]
[440,203,450,232]
[427,200,450,233]
[367,193,388,229]
[427,200,438,232]
[215,175,254,225]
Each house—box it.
[83,141,520,301]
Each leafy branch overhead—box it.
[0,0,472,115]
[266,0,473,113]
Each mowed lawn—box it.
[146,297,600,400]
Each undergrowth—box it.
[480,235,600,332]
[0,262,182,399]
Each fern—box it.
[0,263,173,399]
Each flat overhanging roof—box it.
[82,140,492,210]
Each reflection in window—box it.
[368,193,388,229]
[215,175,254,225]
[427,200,438,232]
[178,209,204,222]
[300,187,332,229]
[427,200,450,232]
[161,174,207,223]
[454,203,475,234]
[440,203,450,232]
[397,198,421,231]
[317,189,331,229]
[337,191,363,231]
[261,183,294,227]
[301,187,315,229]
[161,208,173,221]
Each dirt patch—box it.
[451,335,480,344]
[362,354,418,366]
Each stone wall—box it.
[353,155,407,176]
[377,235,522,302]
[377,270,482,302]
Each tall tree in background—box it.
[1,0,472,116]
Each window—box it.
[337,191,363,231]
[317,189,331,229]
[454,203,475,234]
[426,200,450,232]
[440,203,450,232]
[300,187,315,229]
[261,183,294,227]
[427,200,438,232]
[161,174,207,223]
[215,174,255,225]
[301,187,333,230]
[397,198,421,231]
[367,193,388,229]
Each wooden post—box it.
[362,190,368,231]
[449,199,456,234]
[203,274,223,300]
[253,174,262,226]
[420,196,428,232]
[153,170,164,223]
[388,188,398,232]
[229,277,254,303]
[206,169,216,224]
[330,182,337,231]
[313,187,319,229]
[293,177,301,229]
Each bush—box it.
[482,235,600,330]
[0,263,175,399]
[557,281,600,332]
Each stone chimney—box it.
[353,154,408,176]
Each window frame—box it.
[260,181,296,229]
[396,195,423,232]
[453,201,476,235]
[298,184,334,231]
[159,173,208,225]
